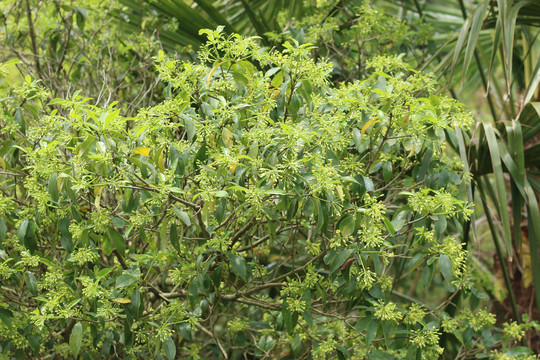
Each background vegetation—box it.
[0,0,539,358]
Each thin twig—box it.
[24,0,41,75]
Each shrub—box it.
[0,29,537,359]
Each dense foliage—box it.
[1,25,538,359]
[2,0,540,359]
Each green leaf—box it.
[25,271,38,296]
[434,214,447,237]
[281,298,298,333]
[329,249,354,277]
[366,320,377,345]
[422,264,434,288]
[0,308,13,329]
[18,219,37,253]
[115,274,138,288]
[131,288,144,319]
[302,310,313,327]
[170,223,180,253]
[524,179,540,313]
[177,323,192,342]
[265,189,286,195]
[503,346,534,356]
[188,280,198,308]
[382,161,393,182]
[184,116,196,141]
[108,227,125,256]
[14,107,25,134]
[115,267,141,288]
[479,185,520,318]
[523,50,540,106]
[382,217,395,236]
[291,334,302,355]
[27,334,40,354]
[101,235,113,256]
[77,135,95,160]
[67,298,81,309]
[484,123,512,257]
[439,254,453,285]
[498,0,527,97]
[336,344,350,359]
[362,175,374,193]
[455,127,474,210]
[160,221,168,252]
[111,217,125,228]
[229,253,248,281]
[69,322,82,358]
[17,219,29,242]
[163,335,176,360]
[382,321,391,348]
[0,139,11,156]
[417,149,432,182]
[172,207,191,226]
[214,190,228,197]
[460,0,488,89]
[338,215,355,237]
[0,218,6,242]
[75,7,88,31]
[124,314,133,349]
[48,172,59,202]
[463,327,474,348]
[271,70,283,88]
[258,335,275,352]
[405,344,419,360]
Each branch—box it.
[273,249,328,283]
[24,0,41,76]
[122,178,211,239]
[195,323,228,360]
[229,218,256,248]
[113,249,128,270]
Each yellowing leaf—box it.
[520,236,533,288]
[94,194,101,210]
[230,163,238,174]
[133,147,150,157]
[361,116,379,135]
[336,185,344,201]
[407,144,416,158]
[207,64,220,85]
[94,186,103,209]
[158,150,165,173]
[222,128,233,148]
[112,298,131,304]
[404,109,410,124]
[0,157,5,171]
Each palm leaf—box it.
[401,0,540,315]
[483,123,513,258]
